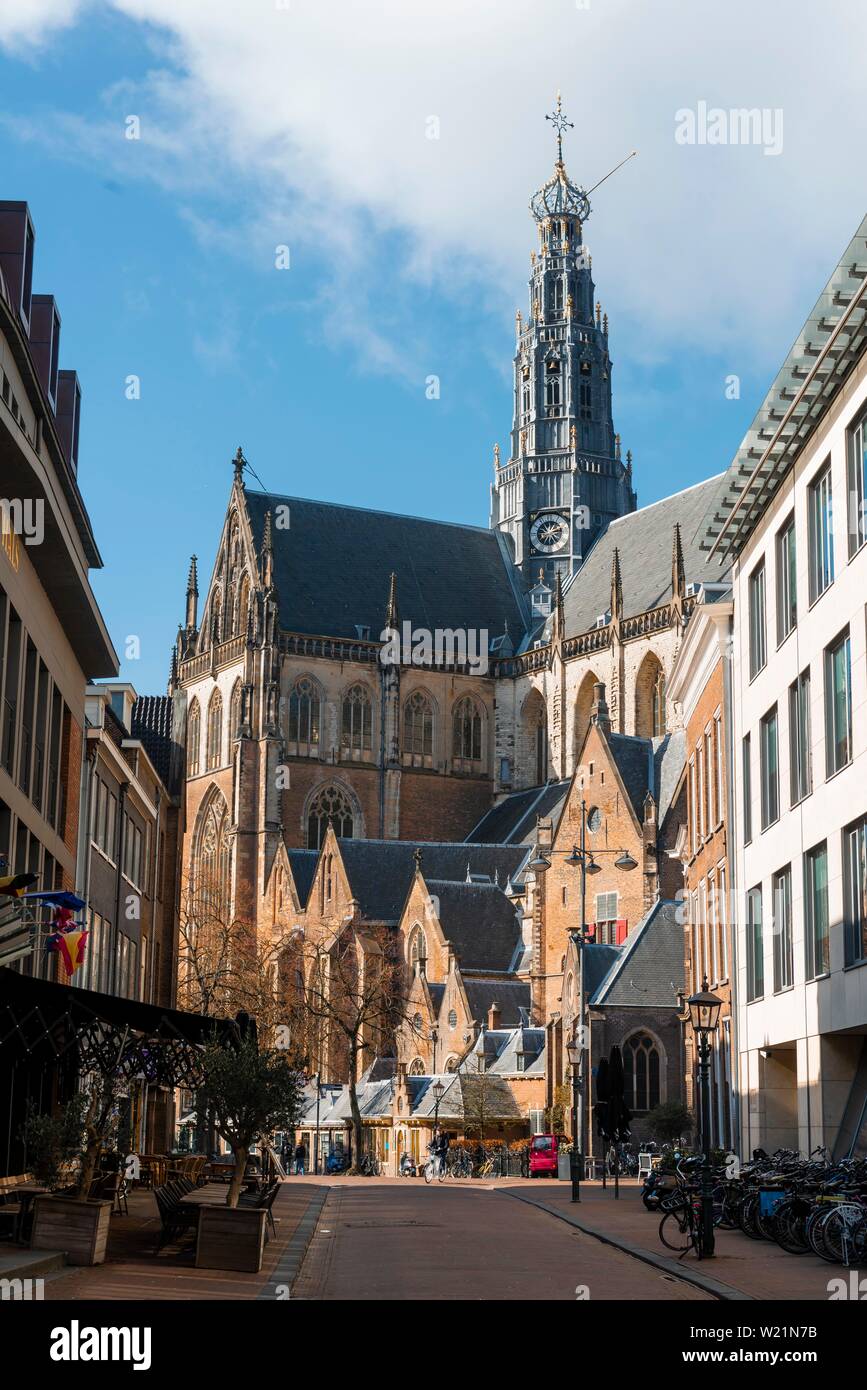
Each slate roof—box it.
[411,1070,522,1121]
[590,899,685,1007]
[466,780,570,846]
[424,879,521,971]
[286,849,318,908]
[467,1025,545,1076]
[578,943,623,997]
[244,489,528,643]
[605,730,685,824]
[562,473,730,635]
[336,839,526,923]
[462,978,531,1028]
[130,695,179,794]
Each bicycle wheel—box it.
[807,1207,832,1260]
[659,1209,692,1252]
[773,1201,810,1254]
[738,1193,765,1239]
[424,1162,434,1184]
[819,1205,864,1265]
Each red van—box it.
[529,1133,561,1178]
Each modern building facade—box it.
[0,200,117,968]
[704,216,867,1159]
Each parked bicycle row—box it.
[645,1147,867,1264]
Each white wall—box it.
[732,350,867,1155]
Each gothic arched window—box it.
[623,1032,662,1113]
[187,699,201,777]
[652,668,666,738]
[210,591,223,645]
[452,696,483,764]
[229,680,243,743]
[307,784,355,850]
[408,924,428,972]
[206,690,223,770]
[288,676,321,757]
[522,689,547,789]
[403,691,434,763]
[194,789,231,916]
[236,571,251,637]
[552,277,564,314]
[635,653,665,739]
[341,683,372,755]
[409,1058,425,1076]
[579,359,592,420]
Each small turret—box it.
[185,555,198,632]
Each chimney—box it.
[0,202,35,329]
[590,681,610,732]
[56,370,81,474]
[29,294,61,408]
[487,1002,501,1031]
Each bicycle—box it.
[423,1154,446,1183]
[359,1153,381,1177]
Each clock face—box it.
[529,512,569,555]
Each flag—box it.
[0,872,37,899]
[50,927,88,977]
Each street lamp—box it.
[313,1072,321,1175]
[687,979,722,1257]
[432,1079,445,1136]
[566,1032,583,1203]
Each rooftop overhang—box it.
[701,217,867,563]
[0,413,118,677]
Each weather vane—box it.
[546,91,574,165]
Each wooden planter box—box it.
[31,1196,112,1266]
[195,1204,267,1273]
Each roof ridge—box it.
[606,471,727,528]
[245,488,493,536]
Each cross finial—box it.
[545,91,573,166]
[233,446,247,482]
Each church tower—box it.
[492,96,637,586]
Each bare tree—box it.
[459,1052,507,1147]
[177,876,296,1049]
[287,918,416,1171]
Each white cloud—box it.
[2,0,866,373]
[0,0,89,50]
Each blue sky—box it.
[1,1,865,691]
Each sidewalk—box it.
[41,1182,324,1301]
[499,1177,841,1301]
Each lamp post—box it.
[566,1034,582,1202]
[687,980,723,1258]
[432,1078,445,1138]
[530,801,637,1190]
[314,1072,321,1175]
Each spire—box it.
[385,571,399,630]
[671,522,685,601]
[546,90,574,168]
[168,642,178,694]
[185,555,198,631]
[610,546,623,622]
[261,510,273,589]
[553,567,565,640]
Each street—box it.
[291,1179,711,1301]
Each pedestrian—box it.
[295,1141,307,1176]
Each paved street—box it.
[291,1179,710,1301]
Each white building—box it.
[702,216,867,1158]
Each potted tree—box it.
[195,1034,304,1272]
[30,1070,125,1265]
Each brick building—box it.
[668,591,736,1151]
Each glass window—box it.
[776,514,797,643]
[843,815,867,967]
[824,629,851,777]
[341,684,372,754]
[746,886,764,1002]
[288,677,321,757]
[846,406,867,557]
[742,734,752,845]
[748,560,767,678]
[804,841,829,980]
[772,865,793,992]
[808,463,834,603]
[760,706,779,830]
[788,669,812,806]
